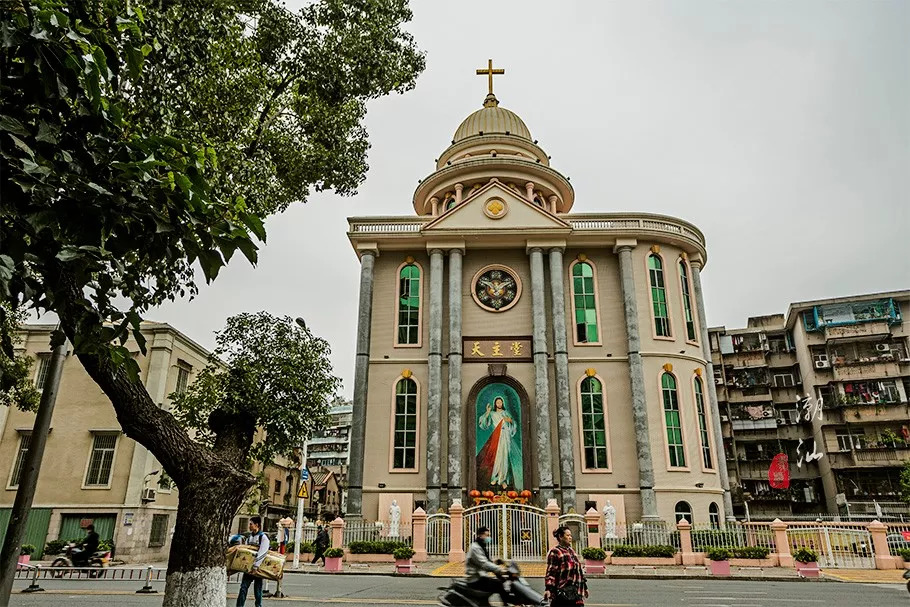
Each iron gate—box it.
[787,526,874,568]
[426,513,451,555]
[463,503,548,561]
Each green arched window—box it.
[397,264,420,345]
[662,372,686,467]
[571,261,599,343]
[694,376,713,469]
[679,259,697,341]
[393,378,418,469]
[649,254,671,337]
[580,376,608,469]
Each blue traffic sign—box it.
[301,469,310,481]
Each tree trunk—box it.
[162,480,251,607]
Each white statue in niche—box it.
[388,500,402,537]
[603,500,617,538]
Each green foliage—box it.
[896,548,910,560]
[609,545,677,558]
[0,303,40,411]
[285,541,314,554]
[171,312,340,464]
[392,546,415,560]
[324,547,344,558]
[581,547,606,560]
[731,546,770,559]
[900,461,910,504]
[44,539,67,556]
[706,547,732,561]
[348,540,410,554]
[792,548,818,563]
[19,544,36,556]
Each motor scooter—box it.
[438,560,545,606]
[51,542,112,577]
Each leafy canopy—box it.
[171,312,341,464]
[0,303,40,411]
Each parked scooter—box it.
[438,560,545,606]
[51,542,112,577]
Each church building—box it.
[345,63,732,526]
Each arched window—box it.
[571,261,599,344]
[396,263,421,345]
[662,372,686,467]
[579,376,608,469]
[709,502,720,529]
[678,259,697,342]
[694,376,714,470]
[648,254,671,337]
[675,501,693,524]
[533,194,545,208]
[444,194,457,211]
[392,378,418,470]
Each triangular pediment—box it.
[423,180,570,233]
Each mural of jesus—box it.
[475,384,524,491]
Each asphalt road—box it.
[7,574,908,606]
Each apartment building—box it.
[710,291,910,519]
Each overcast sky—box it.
[146,0,909,397]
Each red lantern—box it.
[482,490,494,498]
[768,453,790,489]
[469,490,480,497]
[520,490,532,497]
[507,491,518,498]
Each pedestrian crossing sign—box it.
[298,483,309,499]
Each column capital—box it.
[689,253,706,270]
[612,238,637,254]
[426,240,464,253]
[526,239,566,254]
[356,243,379,258]
[448,245,465,255]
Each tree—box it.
[900,461,910,504]
[0,304,40,411]
[1,1,422,603]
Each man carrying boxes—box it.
[231,516,271,607]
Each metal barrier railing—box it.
[13,565,243,594]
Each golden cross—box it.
[476,59,505,96]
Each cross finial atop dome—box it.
[476,59,505,103]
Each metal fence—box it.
[689,522,775,551]
[12,565,244,594]
[602,522,678,551]
[426,514,451,555]
[341,520,412,545]
[787,526,874,569]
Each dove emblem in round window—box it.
[472,265,521,312]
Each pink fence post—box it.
[677,518,699,565]
[585,508,601,549]
[330,517,344,550]
[770,519,793,568]
[412,507,428,562]
[868,520,897,570]
[546,499,560,550]
[448,500,465,563]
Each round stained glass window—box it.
[472,266,521,312]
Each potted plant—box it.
[581,547,607,574]
[324,547,344,572]
[393,545,416,573]
[793,548,819,577]
[706,548,732,576]
[18,544,36,567]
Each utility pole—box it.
[0,337,67,605]
[292,442,309,569]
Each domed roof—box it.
[453,94,531,143]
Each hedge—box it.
[706,547,732,561]
[348,541,410,554]
[792,548,818,563]
[731,546,770,560]
[897,548,910,560]
[610,544,677,558]
[581,547,607,560]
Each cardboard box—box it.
[226,545,285,580]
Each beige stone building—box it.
[711,291,910,520]
[345,68,732,526]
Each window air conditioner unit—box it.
[141,488,157,503]
[875,344,890,352]
[815,360,830,369]
[777,418,787,425]
[720,415,729,422]
[762,409,774,418]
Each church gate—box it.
[463,503,548,561]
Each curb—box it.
[282,569,818,582]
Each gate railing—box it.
[463,503,548,561]
[787,526,874,568]
[426,513,451,555]
[558,513,588,554]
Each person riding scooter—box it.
[465,526,508,601]
[72,524,100,567]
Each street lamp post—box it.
[293,317,310,570]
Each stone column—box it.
[346,249,377,517]
[448,500,465,563]
[546,499,561,549]
[330,517,345,550]
[770,519,793,567]
[454,183,463,205]
[689,256,735,521]
[585,508,601,549]
[426,249,445,513]
[548,247,576,511]
[614,241,659,521]
[525,182,535,201]
[412,508,428,562]
[529,247,555,503]
[869,520,897,569]
[430,197,439,216]
[678,519,698,565]
[548,195,558,215]
[447,248,464,506]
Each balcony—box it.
[737,460,818,481]
[831,404,908,424]
[831,358,902,382]
[724,350,768,369]
[830,447,910,468]
[767,351,798,368]
[825,320,893,342]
